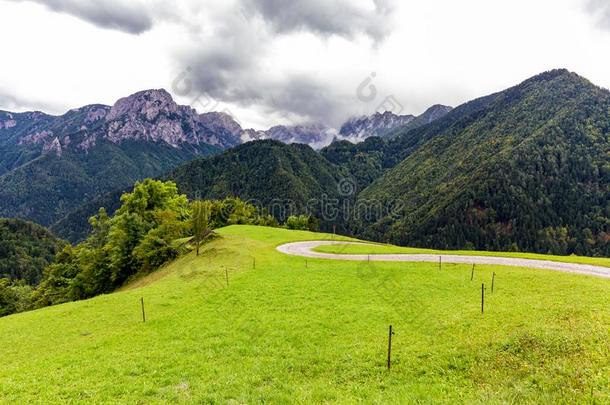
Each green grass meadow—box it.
[1,225,609,403]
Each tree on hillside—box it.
[107,179,190,284]
[191,200,212,255]
[19,185,286,317]
[31,245,80,307]
[286,215,315,231]
[134,210,187,272]
[0,279,18,317]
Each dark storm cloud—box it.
[174,0,397,126]
[13,0,154,34]
[181,46,346,125]
[241,0,394,41]
[178,43,353,126]
[11,0,397,125]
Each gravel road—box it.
[276,241,610,279]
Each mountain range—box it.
[0,88,449,231]
[168,69,610,256]
[0,89,238,227]
[240,105,452,148]
[339,104,453,141]
[2,69,609,257]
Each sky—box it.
[0,0,609,130]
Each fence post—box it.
[387,325,395,370]
[140,297,146,323]
[481,283,485,314]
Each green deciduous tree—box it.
[24,183,286,316]
[191,200,212,256]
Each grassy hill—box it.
[1,225,608,403]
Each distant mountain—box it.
[241,124,338,149]
[93,89,242,149]
[339,105,452,142]
[320,105,453,191]
[198,111,245,146]
[0,89,242,227]
[0,218,64,285]
[338,111,416,142]
[239,107,451,149]
[355,69,610,256]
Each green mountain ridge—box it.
[0,139,218,227]
[53,140,352,242]
[356,69,610,255]
[167,140,351,229]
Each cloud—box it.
[170,0,396,127]
[586,0,610,30]
[9,0,608,133]
[241,0,394,41]
[5,0,398,127]
[12,0,154,34]
[176,43,355,127]
[0,91,64,114]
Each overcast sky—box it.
[1,0,609,129]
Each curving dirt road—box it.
[276,241,610,279]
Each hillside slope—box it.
[356,69,610,256]
[0,218,64,285]
[0,226,608,403]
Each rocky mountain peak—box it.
[104,89,203,147]
[199,112,243,138]
[241,123,338,149]
[107,89,180,122]
[3,89,242,153]
[339,111,416,142]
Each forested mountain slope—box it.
[356,69,610,256]
[168,140,351,229]
[0,218,64,285]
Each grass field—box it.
[313,243,610,268]
[1,225,609,403]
